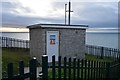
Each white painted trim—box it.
[41,25,88,29]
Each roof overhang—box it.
[27,24,88,29]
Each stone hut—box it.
[27,24,88,63]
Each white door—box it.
[46,31,59,62]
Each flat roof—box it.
[27,24,88,29]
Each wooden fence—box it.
[86,45,120,59]
[42,55,120,80]
[2,59,37,80]
[2,55,120,80]
[0,37,29,48]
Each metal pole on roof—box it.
[65,0,73,25]
[65,4,67,25]
[66,0,73,25]
[68,1,71,25]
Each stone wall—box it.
[29,28,86,63]
[59,29,85,59]
[30,28,45,63]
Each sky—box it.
[1,0,119,32]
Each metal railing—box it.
[0,37,29,48]
[86,45,120,59]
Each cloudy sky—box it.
[1,0,119,32]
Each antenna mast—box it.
[68,1,71,25]
[65,0,73,25]
[65,4,67,25]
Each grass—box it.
[2,48,31,77]
[2,48,115,78]
[47,54,115,79]
[85,54,113,62]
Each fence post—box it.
[81,59,84,79]
[90,61,93,80]
[73,58,76,80]
[101,47,104,59]
[77,59,80,80]
[93,61,96,79]
[19,61,24,80]
[118,50,120,63]
[63,57,67,79]
[8,63,13,80]
[106,62,110,80]
[42,55,48,80]
[58,56,61,80]
[68,58,71,80]
[52,55,55,80]
[29,58,37,80]
[88,60,90,80]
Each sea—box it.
[1,32,119,49]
